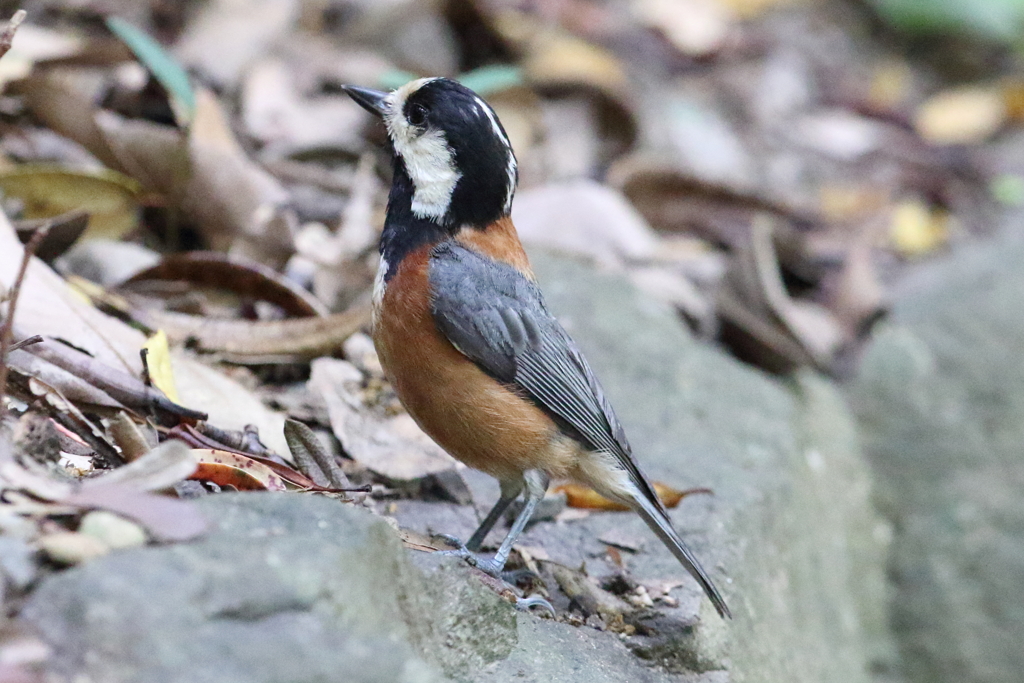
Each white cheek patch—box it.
[473,96,517,213]
[385,79,461,221]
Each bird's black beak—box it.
[342,85,389,118]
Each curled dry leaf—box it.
[124,251,329,318]
[189,448,287,491]
[14,210,90,262]
[22,72,297,267]
[83,440,197,493]
[716,215,847,372]
[131,302,370,364]
[169,423,355,492]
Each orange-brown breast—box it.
[455,216,533,277]
[373,242,574,482]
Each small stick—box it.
[7,335,43,354]
[0,222,52,418]
[0,10,26,62]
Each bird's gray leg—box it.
[466,478,524,551]
[432,471,554,615]
[469,470,549,577]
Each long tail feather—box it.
[631,493,731,619]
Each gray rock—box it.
[22,493,516,683]
[851,230,1024,683]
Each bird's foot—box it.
[430,534,553,616]
[430,534,505,577]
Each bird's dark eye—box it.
[408,103,428,127]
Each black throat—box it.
[379,159,449,281]
[380,156,512,282]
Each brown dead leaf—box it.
[22,72,297,267]
[748,216,845,364]
[189,448,287,491]
[188,88,298,266]
[82,440,197,492]
[123,251,329,318]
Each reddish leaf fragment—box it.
[189,448,287,491]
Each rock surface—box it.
[20,252,896,681]
[23,494,514,683]
[852,230,1024,683]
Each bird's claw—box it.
[515,594,555,617]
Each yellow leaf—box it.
[143,331,179,403]
[914,86,1006,145]
[0,164,141,239]
[890,200,949,256]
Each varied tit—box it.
[342,78,730,619]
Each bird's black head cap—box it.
[344,78,518,231]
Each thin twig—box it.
[7,335,42,354]
[0,222,52,419]
[0,10,27,62]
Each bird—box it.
[342,77,730,619]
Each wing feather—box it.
[429,241,664,512]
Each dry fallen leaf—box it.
[512,180,659,267]
[0,210,146,375]
[632,0,732,57]
[170,350,290,457]
[554,481,711,511]
[189,448,287,491]
[914,85,1006,146]
[889,199,949,256]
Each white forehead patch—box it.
[384,78,460,221]
[473,95,517,213]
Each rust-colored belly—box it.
[373,244,573,482]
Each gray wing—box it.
[428,241,664,513]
